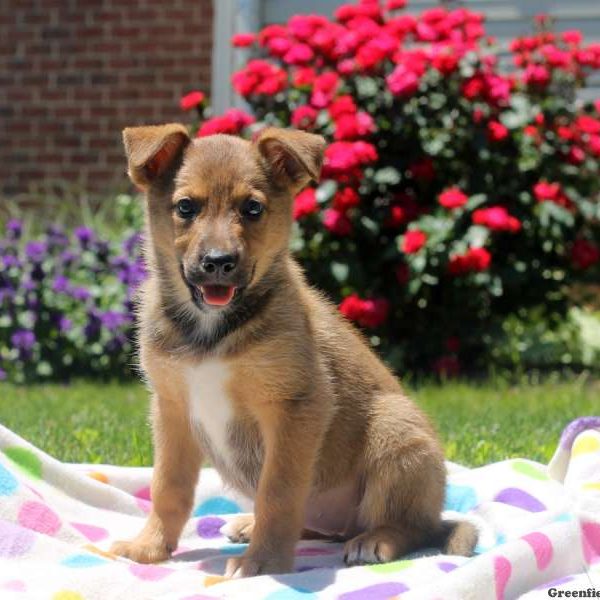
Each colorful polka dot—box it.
[196,516,226,539]
[129,563,173,581]
[444,484,478,513]
[193,497,242,517]
[18,500,61,535]
[582,482,600,492]
[521,532,553,570]
[511,460,548,481]
[219,544,247,555]
[61,554,109,568]
[0,462,18,496]
[494,488,545,512]
[52,592,84,600]
[83,544,116,560]
[582,521,600,564]
[3,447,42,479]
[203,575,228,587]
[2,580,26,592]
[338,582,409,599]
[134,486,151,501]
[87,471,108,484]
[136,497,152,513]
[572,433,600,457]
[266,589,318,600]
[0,520,35,557]
[70,522,108,542]
[494,555,512,600]
[368,559,412,573]
[438,561,458,572]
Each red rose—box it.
[386,0,407,10]
[339,294,389,328]
[231,33,255,48]
[533,181,574,209]
[523,64,550,87]
[293,67,316,87]
[333,187,360,211]
[291,105,318,130]
[576,115,600,135]
[571,239,600,270]
[283,43,315,66]
[402,229,427,254]
[197,108,255,137]
[439,186,468,209]
[472,206,521,233]
[387,65,420,96]
[487,120,509,142]
[180,91,205,111]
[293,188,319,220]
[323,208,353,235]
[567,145,585,165]
[311,71,340,108]
[562,30,582,45]
[232,60,287,97]
[334,111,375,140]
[448,247,491,275]
[329,95,357,119]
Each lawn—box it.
[0,377,597,467]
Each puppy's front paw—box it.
[111,539,171,564]
[224,551,293,578]
[221,514,255,543]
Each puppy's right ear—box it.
[122,123,190,189]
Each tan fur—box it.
[111,125,478,577]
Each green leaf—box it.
[373,167,401,186]
[330,262,349,283]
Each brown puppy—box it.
[111,123,477,577]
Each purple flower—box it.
[72,287,91,302]
[123,232,143,255]
[46,225,69,249]
[31,264,45,282]
[0,288,15,302]
[22,279,36,292]
[2,254,21,269]
[60,250,77,266]
[0,367,6,381]
[105,333,126,353]
[6,219,23,240]
[99,310,130,329]
[25,241,47,262]
[74,226,95,248]
[11,329,36,351]
[58,316,72,333]
[52,275,70,294]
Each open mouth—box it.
[198,285,237,307]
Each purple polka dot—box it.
[338,582,409,600]
[295,546,336,556]
[0,521,35,558]
[196,516,226,539]
[494,488,546,512]
[438,561,458,572]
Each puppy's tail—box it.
[432,519,478,556]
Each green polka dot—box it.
[367,559,412,573]
[3,447,42,479]
[511,460,548,481]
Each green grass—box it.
[0,376,597,467]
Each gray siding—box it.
[261,0,600,99]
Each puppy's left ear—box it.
[256,127,326,189]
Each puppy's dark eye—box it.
[176,198,198,219]
[241,198,264,220]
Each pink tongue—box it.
[200,285,236,306]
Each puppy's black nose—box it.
[200,252,238,276]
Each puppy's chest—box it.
[185,360,262,494]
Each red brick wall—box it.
[0,0,213,197]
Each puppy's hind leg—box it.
[344,394,447,566]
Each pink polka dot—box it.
[522,532,553,570]
[134,486,151,501]
[2,580,26,592]
[129,563,173,581]
[70,522,108,542]
[494,555,512,600]
[136,497,152,514]
[582,521,600,564]
[17,501,61,536]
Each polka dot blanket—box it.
[0,417,599,599]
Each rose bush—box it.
[182,0,600,374]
